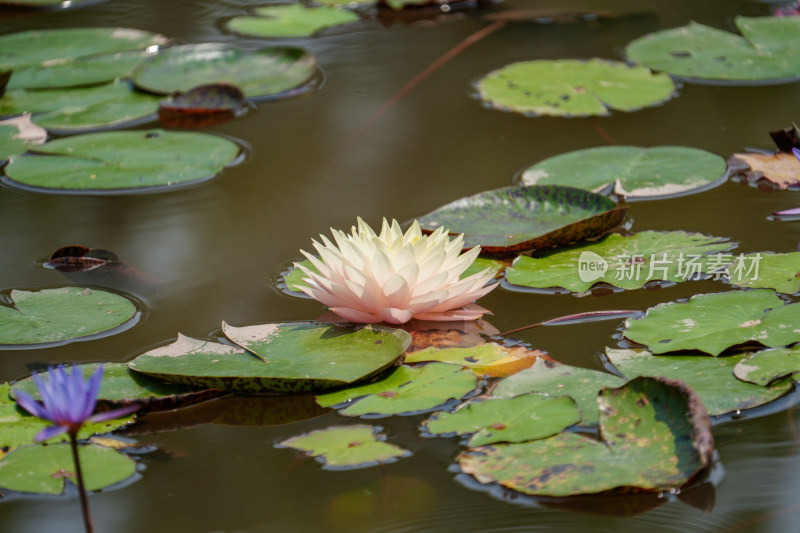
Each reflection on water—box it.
[3,0,800,531]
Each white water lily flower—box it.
[296,218,497,324]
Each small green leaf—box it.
[226,5,361,38]
[492,358,625,425]
[278,425,409,469]
[0,443,137,495]
[423,393,580,446]
[725,252,800,295]
[316,363,478,416]
[475,59,675,117]
[733,345,800,386]
[623,289,800,356]
[404,343,540,378]
[605,348,793,415]
[0,287,137,346]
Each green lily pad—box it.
[725,252,800,294]
[281,256,505,296]
[625,17,800,83]
[404,343,541,378]
[0,82,161,133]
[475,59,675,117]
[0,287,137,346]
[492,358,625,425]
[605,348,793,416]
[423,393,580,447]
[0,383,134,450]
[623,289,800,356]
[226,4,361,38]
[459,377,713,497]
[278,425,409,469]
[0,114,46,163]
[521,146,727,199]
[504,231,732,293]
[129,324,410,394]
[132,43,316,99]
[0,28,167,71]
[11,363,209,411]
[8,51,151,90]
[417,185,627,254]
[0,443,137,495]
[0,0,100,6]
[316,363,478,416]
[5,129,240,192]
[733,345,800,386]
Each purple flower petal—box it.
[14,389,50,420]
[793,147,800,163]
[34,424,69,442]
[88,404,140,424]
[773,206,800,216]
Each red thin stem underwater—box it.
[70,433,95,533]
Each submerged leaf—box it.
[278,425,409,469]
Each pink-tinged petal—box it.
[330,307,382,323]
[773,207,800,216]
[415,303,490,322]
[34,424,69,442]
[382,273,412,308]
[14,389,49,420]
[378,307,414,324]
[425,282,497,313]
[88,404,140,423]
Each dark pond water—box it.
[3,0,800,531]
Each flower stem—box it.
[500,309,640,337]
[69,433,95,533]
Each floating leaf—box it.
[130,324,410,394]
[605,348,793,416]
[226,4,361,38]
[0,0,98,6]
[5,129,239,192]
[278,425,409,469]
[132,43,316,99]
[423,393,580,446]
[504,231,732,293]
[730,152,800,189]
[417,185,627,254]
[0,28,167,71]
[459,377,713,496]
[11,363,212,411]
[626,17,800,82]
[521,146,726,199]
[725,252,800,294]
[0,287,137,346]
[0,82,161,133]
[404,342,541,378]
[0,383,134,450]
[0,443,136,495]
[0,114,46,162]
[733,345,800,386]
[492,358,625,425]
[623,289,800,356]
[316,363,478,416]
[8,51,151,90]
[475,59,675,117]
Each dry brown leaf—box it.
[731,152,800,189]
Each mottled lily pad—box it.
[475,59,675,117]
[492,358,625,425]
[10,363,211,411]
[404,342,541,378]
[417,185,627,254]
[423,393,580,446]
[278,425,409,469]
[5,129,239,192]
[733,345,800,386]
[0,114,46,162]
[504,231,732,293]
[0,443,136,495]
[0,383,135,450]
[0,82,161,133]
[521,146,726,199]
[226,4,361,38]
[132,43,316,99]
[316,363,478,416]
[459,377,713,497]
[626,17,800,83]
[0,287,137,346]
[623,289,800,356]
[129,324,410,394]
[605,348,793,416]
[724,252,800,294]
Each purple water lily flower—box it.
[15,365,139,442]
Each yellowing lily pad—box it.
[278,425,409,469]
[404,342,541,378]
